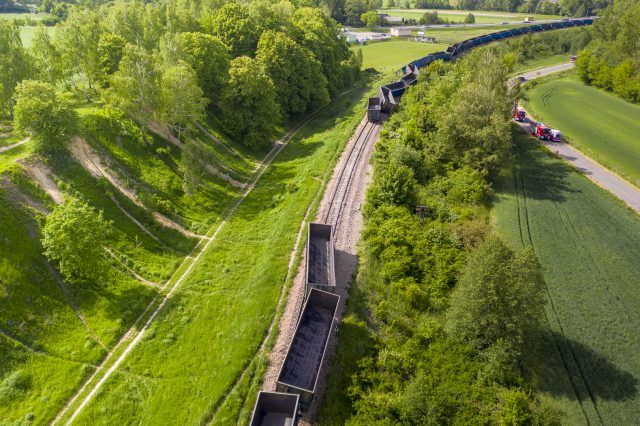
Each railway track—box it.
[322,120,377,227]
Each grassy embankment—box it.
[56,77,380,425]
[491,129,640,425]
[0,100,262,423]
[512,53,571,73]
[523,74,640,187]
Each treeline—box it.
[322,50,560,424]
[499,26,592,61]
[575,0,640,103]
[381,0,609,15]
[0,0,361,151]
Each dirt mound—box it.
[70,137,202,239]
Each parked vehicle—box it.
[550,129,563,142]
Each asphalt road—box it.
[517,64,640,213]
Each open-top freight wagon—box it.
[306,223,336,294]
[276,288,340,409]
[368,17,595,121]
[249,391,299,426]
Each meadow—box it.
[379,8,560,22]
[352,26,524,72]
[353,40,449,72]
[0,101,263,422]
[512,53,571,74]
[491,129,640,425]
[523,74,640,187]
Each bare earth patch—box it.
[23,162,65,205]
[69,137,202,239]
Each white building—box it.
[390,27,412,37]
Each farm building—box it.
[390,27,412,37]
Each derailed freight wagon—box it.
[306,223,336,293]
[276,289,340,409]
[249,391,299,426]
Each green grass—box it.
[0,93,266,422]
[491,128,640,425]
[523,74,640,187]
[512,53,572,74]
[57,81,374,425]
[19,25,55,48]
[353,40,449,72]
[379,8,560,22]
[0,148,159,424]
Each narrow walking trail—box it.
[518,63,640,213]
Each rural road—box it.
[518,63,640,213]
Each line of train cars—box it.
[250,18,596,426]
[367,17,595,122]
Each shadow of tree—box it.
[492,127,578,206]
[523,327,638,406]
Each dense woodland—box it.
[0,0,361,281]
[575,0,640,103]
[0,0,361,148]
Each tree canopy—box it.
[445,237,547,352]
[13,80,75,149]
[220,56,280,150]
[43,197,112,283]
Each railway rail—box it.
[322,120,378,227]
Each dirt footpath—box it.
[261,115,381,423]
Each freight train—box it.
[367,17,595,122]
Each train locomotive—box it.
[367,17,595,122]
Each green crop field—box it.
[491,129,640,425]
[523,75,640,187]
[353,40,448,72]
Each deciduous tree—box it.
[0,20,29,117]
[158,62,207,141]
[43,198,112,283]
[445,237,546,352]
[13,80,75,149]
[108,44,159,141]
[256,30,329,116]
[220,56,280,150]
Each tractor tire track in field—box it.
[51,112,320,426]
[550,199,606,425]
[514,150,602,425]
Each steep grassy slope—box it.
[0,104,263,423]
[66,83,372,426]
[523,74,640,186]
[491,129,640,425]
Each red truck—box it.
[528,122,552,140]
[513,107,526,122]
